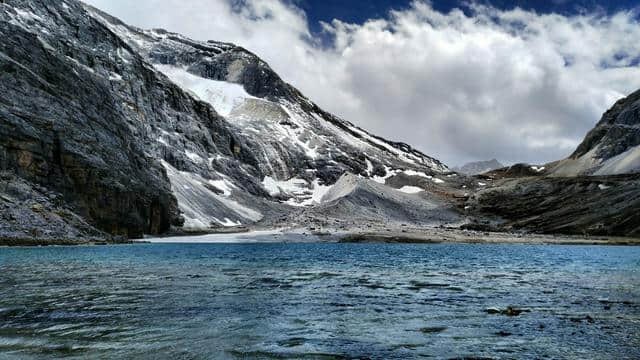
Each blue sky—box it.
[85,0,640,166]
[295,0,640,34]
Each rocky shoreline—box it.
[336,228,640,246]
[4,226,638,247]
[0,236,135,247]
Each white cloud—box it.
[82,0,640,166]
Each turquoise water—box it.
[0,243,639,359]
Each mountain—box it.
[1,0,638,243]
[0,0,456,242]
[453,159,504,175]
[466,91,640,237]
[549,89,640,176]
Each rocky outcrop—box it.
[0,171,108,243]
[464,88,640,237]
[466,173,640,236]
[550,89,640,176]
[0,0,207,238]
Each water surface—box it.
[1,243,639,359]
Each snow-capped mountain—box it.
[0,0,453,238]
[3,0,637,242]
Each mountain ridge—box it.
[0,0,454,241]
[1,0,639,243]
[453,159,504,175]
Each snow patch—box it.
[213,217,241,227]
[365,158,374,175]
[388,169,446,184]
[262,176,332,207]
[108,72,123,81]
[37,37,55,52]
[372,166,400,184]
[154,65,256,117]
[14,8,43,22]
[398,186,424,194]
[65,56,95,74]
[403,169,430,178]
[208,179,234,197]
[185,150,204,164]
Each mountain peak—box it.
[551,89,640,176]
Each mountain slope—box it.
[465,89,640,237]
[0,0,456,240]
[550,89,640,176]
[2,0,637,242]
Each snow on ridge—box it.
[348,125,418,165]
[373,168,446,185]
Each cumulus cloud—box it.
[82,0,640,166]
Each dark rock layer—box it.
[467,174,640,237]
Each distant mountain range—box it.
[0,0,638,243]
[453,159,504,175]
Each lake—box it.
[1,243,639,359]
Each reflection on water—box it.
[0,243,639,359]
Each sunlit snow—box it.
[154,64,256,117]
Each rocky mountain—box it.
[466,92,640,237]
[550,89,640,176]
[1,0,638,243]
[453,159,504,175]
[0,0,456,242]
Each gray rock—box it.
[0,0,452,240]
[550,89,640,176]
[1,0,638,242]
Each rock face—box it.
[466,90,640,237]
[454,159,504,175]
[466,174,640,237]
[550,89,640,176]
[0,0,185,238]
[0,171,108,242]
[0,0,453,241]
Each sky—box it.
[82,0,640,166]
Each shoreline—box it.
[2,227,639,247]
[337,230,640,246]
